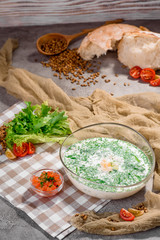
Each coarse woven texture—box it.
[71,191,160,235]
[0,102,108,239]
[0,38,160,236]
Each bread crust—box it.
[78,23,141,60]
[118,31,160,69]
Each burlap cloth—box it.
[1,38,160,236]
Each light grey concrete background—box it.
[0,20,160,240]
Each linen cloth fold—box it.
[1,38,160,236]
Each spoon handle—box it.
[65,18,123,43]
[65,30,92,42]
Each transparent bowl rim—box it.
[30,168,64,193]
[59,122,155,190]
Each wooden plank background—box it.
[0,0,160,27]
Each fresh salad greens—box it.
[5,101,72,149]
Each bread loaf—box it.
[118,31,160,70]
[78,24,141,60]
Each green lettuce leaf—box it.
[5,101,72,149]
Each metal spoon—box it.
[36,19,123,56]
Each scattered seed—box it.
[80,213,88,220]
[101,75,106,79]
[0,125,7,154]
[122,65,127,68]
[133,203,148,213]
[83,215,88,220]
[41,48,101,88]
[105,79,110,83]
[75,213,79,217]
[80,213,85,217]
[53,73,59,77]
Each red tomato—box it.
[13,143,23,157]
[140,68,155,82]
[28,142,36,154]
[120,208,135,221]
[13,142,28,157]
[19,142,29,157]
[150,78,160,87]
[129,66,142,79]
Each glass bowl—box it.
[59,123,155,200]
[30,168,64,197]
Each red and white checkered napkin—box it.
[0,102,109,239]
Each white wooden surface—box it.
[0,0,160,27]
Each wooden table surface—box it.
[1,0,160,27]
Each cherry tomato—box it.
[120,208,135,221]
[20,142,29,157]
[129,66,142,79]
[140,68,155,82]
[150,78,160,87]
[28,142,36,154]
[13,143,23,157]
[13,142,29,157]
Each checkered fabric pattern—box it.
[0,102,109,239]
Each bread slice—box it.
[78,24,141,60]
[118,31,160,70]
